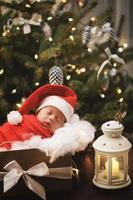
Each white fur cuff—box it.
[8,114,95,163]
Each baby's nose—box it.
[49,115,55,122]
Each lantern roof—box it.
[101,120,124,138]
[93,120,132,152]
[102,120,124,131]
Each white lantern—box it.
[93,120,132,189]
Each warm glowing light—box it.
[48,37,53,42]
[76,69,81,74]
[113,63,117,67]
[69,35,74,41]
[38,18,42,22]
[16,103,22,108]
[117,88,122,94]
[37,0,41,2]
[16,26,20,30]
[35,82,40,86]
[104,70,108,75]
[47,16,53,21]
[12,89,16,94]
[68,18,74,22]
[25,4,31,8]
[119,97,124,102]
[123,43,128,48]
[62,0,67,3]
[91,17,96,22]
[71,27,76,31]
[78,1,84,7]
[34,54,38,59]
[105,157,120,179]
[0,69,4,74]
[80,68,86,72]
[100,93,105,98]
[118,47,123,52]
[66,75,71,80]
[2,31,7,37]
[71,64,76,69]
[87,48,92,52]
[21,97,26,103]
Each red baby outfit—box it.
[0,114,52,149]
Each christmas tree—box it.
[0,0,133,133]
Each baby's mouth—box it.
[42,122,51,129]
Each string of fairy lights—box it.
[0,0,128,108]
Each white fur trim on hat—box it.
[36,95,74,122]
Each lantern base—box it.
[93,176,131,189]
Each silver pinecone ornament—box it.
[82,25,91,46]
[49,66,64,85]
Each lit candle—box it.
[111,157,120,178]
[104,157,120,179]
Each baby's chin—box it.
[45,124,56,133]
[41,122,52,132]
[42,122,63,133]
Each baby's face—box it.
[36,106,65,133]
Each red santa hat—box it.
[7,66,77,124]
[19,84,77,122]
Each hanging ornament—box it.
[13,17,41,26]
[82,25,98,49]
[109,68,118,77]
[7,17,41,34]
[49,66,64,85]
[100,72,110,92]
[97,22,118,45]
[23,23,31,34]
[3,18,14,36]
[82,25,91,46]
[83,22,117,50]
[42,22,52,39]
[97,47,125,79]
[7,18,14,29]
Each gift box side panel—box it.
[0,148,72,169]
[0,149,72,196]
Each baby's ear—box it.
[7,111,23,125]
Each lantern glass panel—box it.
[95,153,127,184]
[96,153,108,183]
